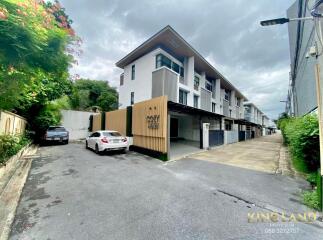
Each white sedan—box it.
[86,130,128,154]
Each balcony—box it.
[152,68,178,102]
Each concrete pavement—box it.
[9,143,323,240]
[189,134,284,174]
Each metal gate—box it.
[246,130,251,140]
[239,131,245,141]
[209,130,224,146]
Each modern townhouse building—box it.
[89,26,273,160]
[286,0,318,116]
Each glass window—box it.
[224,89,231,101]
[102,132,121,137]
[156,53,184,77]
[48,127,66,131]
[162,55,171,68]
[130,92,134,105]
[172,62,180,74]
[179,89,187,105]
[156,54,162,68]
[194,76,200,90]
[120,74,124,86]
[212,103,216,113]
[180,67,184,77]
[131,65,135,80]
[194,95,199,108]
[205,80,212,92]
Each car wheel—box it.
[85,141,89,149]
[121,148,127,154]
[95,144,100,155]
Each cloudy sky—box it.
[61,0,295,119]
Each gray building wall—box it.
[287,0,317,116]
[152,68,178,102]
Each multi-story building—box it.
[286,0,318,116]
[117,26,246,129]
[113,25,272,158]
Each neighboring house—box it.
[286,0,318,116]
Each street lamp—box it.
[261,1,323,211]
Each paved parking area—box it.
[189,134,282,173]
[9,143,323,240]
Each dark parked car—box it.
[43,126,69,144]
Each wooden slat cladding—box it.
[92,114,101,132]
[132,96,168,153]
[105,109,127,136]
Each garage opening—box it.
[169,112,200,159]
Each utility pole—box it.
[260,0,323,211]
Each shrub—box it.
[302,190,320,210]
[280,115,320,172]
[0,134,31,165]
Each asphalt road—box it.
[10,143,323,240]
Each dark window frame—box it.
[179,89,188,105]
[131,65,135,80]
[130,92,134,105]
[193,95,199,108]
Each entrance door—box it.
[170,118,178,138]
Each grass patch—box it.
[302,190,320,210]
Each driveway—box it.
[190,134,283,173]
[10,143,323,240]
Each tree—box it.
[0,0,80,136]
[69,79,118,111]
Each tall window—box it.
[120,73,124,86]
[194,95,199,108]
[131,65,135,80]
[194,76,200,90]
[205,80,213,92]
[179,89,187,105]
[212,103,216,113]
[236,97,240,106]
[130,92,134,105]
[224,89,231,102]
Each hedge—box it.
[279,114,320,172]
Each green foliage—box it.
[302,190,320,210]
[0,134,31,165]
[31,102,62,135]
[0,0,79,137]
[69,79,118,111]
[279,114,320,173]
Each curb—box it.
[0,144,38,240]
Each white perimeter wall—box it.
[61,110,96,140]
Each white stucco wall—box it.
[61,110,96,140]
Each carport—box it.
[168,101,223,159]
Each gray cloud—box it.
[61,0,294,119]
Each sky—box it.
[60,0,295,119]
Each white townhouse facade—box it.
[114,26,272,152]
[117,26,246,124]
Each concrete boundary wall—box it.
[61,110,96,140]
[0,111,27,135]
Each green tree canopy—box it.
[0,0,79,136]
[70,79,118,112]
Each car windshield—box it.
[48,127,66,131]
[102,132,121,137]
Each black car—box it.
[43,126,69,144]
